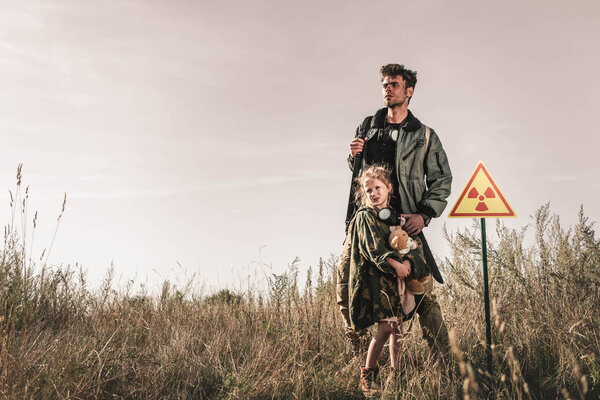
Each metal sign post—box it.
[449,161,516,374]
[481,218,492,373]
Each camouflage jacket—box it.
[336,206,425,331]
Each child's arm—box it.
[387,258,411,279]
[400,236,429,280]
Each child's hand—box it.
[395,260,411,279]
[387,258,411,279]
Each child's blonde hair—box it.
[354,164,393,206]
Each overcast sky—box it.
[1,0,599,292]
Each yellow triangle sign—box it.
[448,161,516,218]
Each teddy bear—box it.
[388,227,427,295]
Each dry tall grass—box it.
[1,170,599,399]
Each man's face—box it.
[382,75,413,108]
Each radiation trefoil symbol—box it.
[448,161,516,218]
[468,186,496,212]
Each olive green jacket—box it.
[349,109,452,220]
[336,206,426,331]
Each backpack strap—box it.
[357,116,373,139]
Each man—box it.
[345,64,452,363]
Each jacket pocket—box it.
[435,152,444,175]
[401,138,425,161]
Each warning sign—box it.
[448,162,516,218]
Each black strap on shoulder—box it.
[357,115,373,138]
[345,115,374,232]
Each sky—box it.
[1,0,599,293]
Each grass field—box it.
[1,171,599,399]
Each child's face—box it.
[362,177,392,209]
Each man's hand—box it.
[401,213,425,236]
[349,138,366,158]
[387,258,411,279]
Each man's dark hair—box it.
[380,64,417,89]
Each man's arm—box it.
[419,129,452,218]
[348,137,366,171]
[347,116,373,170]
[401,129,452,236]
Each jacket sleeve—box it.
[418,129,452,218]
[354,211,401,275]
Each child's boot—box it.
[359,366,380,396]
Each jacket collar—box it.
[370,108,422,132]
[356,205,378,217]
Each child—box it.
[341,164,427,396]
